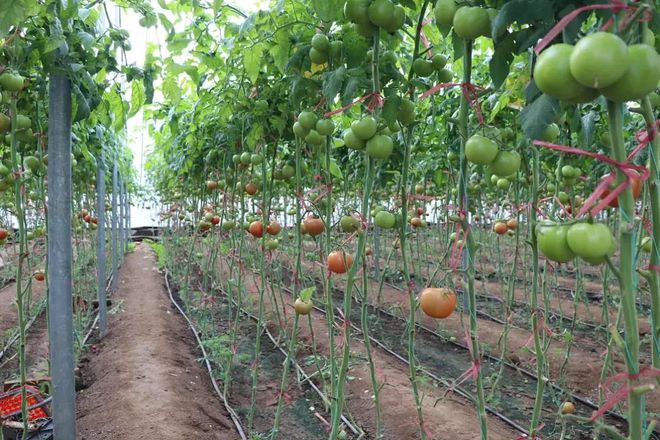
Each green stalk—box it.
[10,95,29,435]
[640,97,660,382]
[457,38,488,440]
[529,147,546,438]
[271,313,299,439]
[606,100,642,440]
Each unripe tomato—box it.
[366,134,394,160]
[601,44,660,103]
[566,223,615,263]
[327,250,353,274]
[465,135,498,165]
[397,98,416,127]
[248,221,264,238]
[434,0,458,26]
[536,222,575,263]
[569,32,629,89]
[642,237,653,253]
[206,180,218,190]
[420,287,456,319]
[496,178,510,190]
[541,123,560,142]
[340,215,360,233]
[534,44,598,103]
[489,151,521,177]
[311,33,330,52]
[316,119,335,136]
[344,129,366,150]
[431,54,447,71]
[351,116,378,140]
[0,114,9,133]
[452,7,490,40]
[413,58,434,77]
[0,72,25,92]
[344,0,371,25]
[375,211,396,229]
[298,111,318,130]
[367,0,395,28]
[265,239,279,250]
[294,298,313,315]
[240,152,252,165]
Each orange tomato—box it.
[493,222,508,235]
[327,250,353,274]
[304,217,325,237]
[420,287,457,319]
[245,182,258,196]
[410,217,422,227]
[206,180,218,190]
[601,173,642,208]
[248,221,264,238]
[34,271,45,282]
[506,218,518,230]
[266,221,281,235]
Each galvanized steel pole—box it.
[111,160,118,290]
[119,175,125,258]
[97,150,107,338]
[47,74,76,440]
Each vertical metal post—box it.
[97,150,107,338]
[47,74,76,439]
[126,183,131,244]
[119,176,125,258]
[111,161,118,291]
[124,182,130,246]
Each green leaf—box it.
[323,66,346,102]
[489,34,514,89]
[269,30,291,74]
[0,0,37,37]
[520,92,560,140]
[580,111,596,148]
[129,81,145,118]
[313,0,344,21]
[434,168,445,187]
[491,0,553,40]
[244,44,264,83]
[299,287,315,301]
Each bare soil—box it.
[76,244,239,440]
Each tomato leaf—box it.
[489,33,515,89]
[313,0,344,21]
[299,287,315,301]
[244,44,264,83]
[0,0,37,37]
[323,66,346,102]
[491,0,553,41]
[128,80,145,118]
[520,89,559,140]
[580,110,596,148]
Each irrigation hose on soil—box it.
[164,269,248,440]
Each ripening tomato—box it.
[560,402,576,415]
[84,214,91,223]
[245,182,258,196]
[601,173,642,208]
[206,180,218,190]
[304,217,325,237]
[211,215,221,225]
[420,287,457,319]
[266,221,281,235]
[294,298,313,315]
[493,222,507,235]
[0,228,8,240]
[506,218,518,230]
[410,217,423,228]
[248,221,264,238]
[34,271,45,282]
[327,250,353,274]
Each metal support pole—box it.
[126,184,131,243]
[119,176,125,258]
[111,161,118,291]
[97,150,107,338]
[47,74,76,439]
[124,182,130,246]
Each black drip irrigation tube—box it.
[163,269,248,440]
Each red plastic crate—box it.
[0,386,48,421]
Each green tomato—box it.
[309,47,329,64]
[534,44,599,103]
[340,215,360,232]
[496,178,510,190]
[558,191,570,204]
[452,7,490,40]
[541,123,560,142]
[305,129,325,146]
[431,54,447,70]
[642,236,653,253]
[366,134,394,160]
[251,153,263,165]
[316,119,335,136]
[344,0,371,25]
[293,121,309,138]
[240,152,252,165]
[311,34,330,52]
[383,5,405,33]
[601,44,660,103]
[465,135,498,165]
[0,114,9,134]
[536,222,575,263]
[375,211,396,229]
[569,32,629,88]
[566,223,615,261]
[489,151,521,177]
[413,58,434,77]
[397,98,415,127]
[344,129,366,150]
[368,0,395,28]
[0,72,25,92]
[437,68,453,83]
[298,111,318,131]
[351,116,378,140]
[434,0,458,26]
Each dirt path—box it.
[76,244,239,440]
